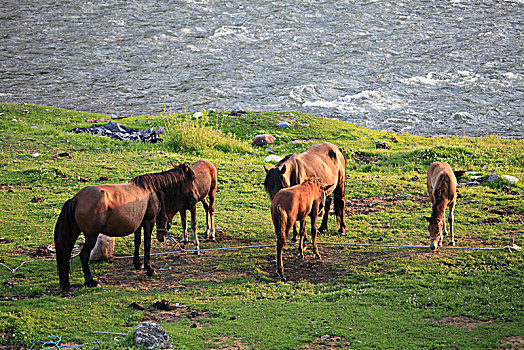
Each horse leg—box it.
[311,213,321,259]
[190,205,200,255]
[297,219,307,259]
[80,233,99,287]
[180,210,188,250]
[318,195,332,233]
[448,201,456,246]
[133,228,142,270]
[208,193,216,241]
[202,198,210,240]
[143,222,156,276]
[276,237,286,282]
[334,184,346,234]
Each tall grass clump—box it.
[162,110,251,154]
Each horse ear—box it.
[170,160,176,168]
[280,164,287,174]
[263,165,270,174]
[322,184,335,192]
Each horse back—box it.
[271,180,322,221]
[73,183,158,236]
[427,162,457,202]
[297,142,346,195]
[191,160,218,201]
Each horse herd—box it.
[54,142,460,291]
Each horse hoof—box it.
[315,254,322,260]
[194,250,201,256]
[297,254,304,260]
[85,279,99,288]
[449,241,456,246]
[146,270,157,277]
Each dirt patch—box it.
[501,336,524,349]
[205,336,251,349]
[426,316,495,331]
[300,334,352,349]
[345,195,428,217]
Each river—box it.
[1,0,523,137]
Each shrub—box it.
[161,110,251,154]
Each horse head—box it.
[263,164,289,199]
[425,216,443,250]
[156,212,173,243]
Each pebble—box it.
[278,121,290,128]
[193,112,203,119]
[31,153,40,158]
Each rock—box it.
[31,153,40,158]
[278,121,290,128]
[252,134,276,146]
[487,174,499,182]
[502,175,519,183]
[465,181,481,186]
[376,140,390,149]
[89,235,114,261]
[134,321,173,349]
[155,126,166,135]
[192,112,203,119]
[264,155,282,163]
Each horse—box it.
[271,178,333,281]
[425,161,464,250]
[264,142,346,238]
[53,163,198,291]
[161,160,218,253]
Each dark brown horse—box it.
[264,142,346,237]
[161,160,218,253]
[271,178,333,281]
[54,163,197,291]
[426,161,463,250]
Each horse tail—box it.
[272,203,289,249]
[54,197,80,291]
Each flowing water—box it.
[1,0,523,137]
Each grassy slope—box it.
[0,103,522,349]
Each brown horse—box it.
[161,160,218,253]
[54,163,197,291]
[264,142,346,237]
[426,161,464,250]
[271,178,333,281]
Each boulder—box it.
[502,175,519,183]
[134,321,173,349]
[89,234,114,261]
[252,134,276,146]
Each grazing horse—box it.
[264,142,346,237]
[54,163,197,291]
[426,161,464,250]
[161,160,218,253]
[271,178,333,281]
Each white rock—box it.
[265,155,282,163]
[193,112,203,119]
[278,121,290,128]
[502,175,519,183]
[31,153,40,158]
[89,235,114,261]
[134,321,173,349]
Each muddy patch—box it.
[345,195,428,217]
[426,316,495,331]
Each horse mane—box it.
[130,164,193,209]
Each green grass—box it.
[0,102,523,349]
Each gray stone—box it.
[252,134,276,146]
[487,174,499,182]
[265,155,282,163]
[134,321,173,349]
[89,235,114,261]
[278,121,290,128]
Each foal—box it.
[271,178,332,281]
[426,161,461,250]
